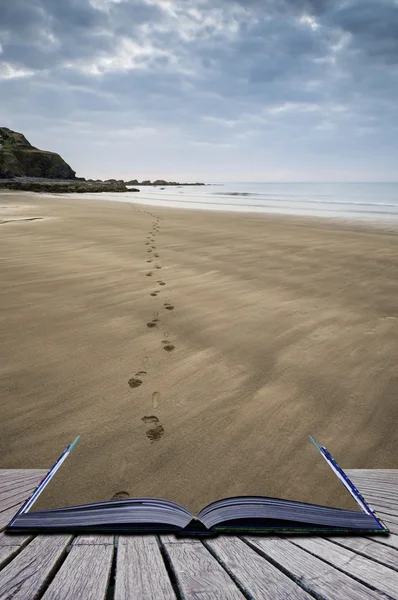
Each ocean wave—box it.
[215,192,260,197]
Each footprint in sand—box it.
[111,491,130,501]
[135,371,147,378]
[158,281,166,286]
[152,391,160,409]
[145,242,150,245]
[142,415,164,442]
[164,304,174,311]
[128,377,143,388]
[155,265,161,269]
[147,321,157,328]
[147,260,153,263]
[154,253,159,258]
[147,249,152,253]
[150,292,158,297]
[163,344,175,352]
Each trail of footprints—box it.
[127,210,178,446]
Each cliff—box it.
[0,127,76,179]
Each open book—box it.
[6,437,388,536]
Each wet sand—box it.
[0,192,397,514]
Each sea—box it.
[70,182,398,223]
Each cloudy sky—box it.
[1,0,397,181]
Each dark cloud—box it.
[0,0,397,179]
[0,0,164,70]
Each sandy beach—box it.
[1,192,397,514]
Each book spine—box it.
[7,436,80,528]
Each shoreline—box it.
[29,185,397,234]
[1,191,397,514]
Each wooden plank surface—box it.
[0,475,45,493]
[244,536,385,599]
[205,535,313,599]
[0,532,32,569]
[356,496,398,516]
[330,536,398,571]
[0,470,47,485]
[115,535,177,600]
[74,534,114,545]
[0,484,37,513]
[42,542,113,600]
[367,533,398,550]
[0,469,397,600]
[0,470,48,532]
[291,536,398,599]
[0,503,26,530]
[0,535,72,600]
[161,535,246,599]
[378,511,398,525]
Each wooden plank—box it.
[360,493,398,505]
[347,469,398,476]
[0,478,42,496]
[354,485,398,497]
[0,468,47,477]
[377,511,398,525]
[115,535,177,600]
[348,469,398,473]
[0,532,31,547]
[329,537,398,571]
[42,543,113,600]
[353,492,398,513]
[161,535,245,599]
[350,483,398,493]
[74,535,114,545]
[349,478,398,490]
[0,532,32,569]
[0,470,47,485]
[367,533,398,551]
[0,535,72,600]
[0,474,45,492]
[347,469,398,478]
[292,536,398,599]
[205,536,313,599]
[358,488,398,499]
[0,469,47,477]
[356,481,398,491]
[0,484,37,513]
[244,536,384,599]
[349,477,398,485]
[0,503,25,531]
[382,521,398,535]
[362,499,398,518]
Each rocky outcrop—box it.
[0,178,139,194]
[125,179,205,186]
[0,127,76,179]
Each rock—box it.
[0,178,140,194]
[0,127,76,179]
[126,178,205,186]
